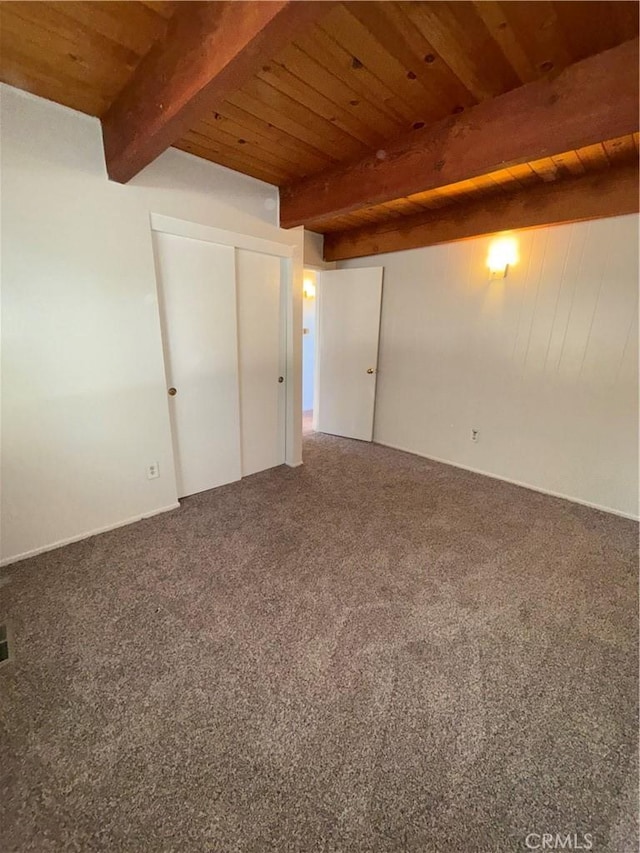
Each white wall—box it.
[303,230,336,271]
[0,85,303,564]
[340,216,639,518]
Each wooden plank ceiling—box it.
[1,1,638,257]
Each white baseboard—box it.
[0,502,181,568]
[375,440,639,522]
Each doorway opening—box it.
[302,269,317,434]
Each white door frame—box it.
[312,269,322,432]
[150,213,301,470]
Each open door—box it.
[316,267,383,441]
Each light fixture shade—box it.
[487,236,519,278]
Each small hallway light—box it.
[303,277,316,299]
[487,235,519,279]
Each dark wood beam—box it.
[102,1,331,183]
[323,163,640,261]
[281,38,639,229]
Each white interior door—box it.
[236,249,286,476]
[153,232,242,498]
[316,267,383,441]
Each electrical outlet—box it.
[147,462,159,479]
[471,429,479,443]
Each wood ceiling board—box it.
[0,51,108,116]
[0,2,144,112]
[102,0,335,182]
[550,150,586,178]
[494,1,573,76]
[479,168,526,193]
[609,1,640,42]
[296,21,421,127]
[181,123,300,182]
[274,41,403,142]
[401,1,521,101]
[255,50,389,150]
[318,4,442,120]
[187,112,332,178]
[178,121,305,184]
[173,138,288,186]
[224,88,343,165]
[280,38,640,229]
[241,77,365,162]
[343,2,478,118]
[138,1,179,20]
[603,135,638,166]
[504,162,541,188]
[200,101,335,170]
[386,197,431,216]
[0,2,142,68]
[471,1,538,84]
[45,1,169,58]
[324,163,640,261]
[553,1,640,61]
[528,157,560,184]
[404,194,446,212]
[576,142,611,171]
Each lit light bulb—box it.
[487,236,519,278]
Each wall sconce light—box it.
[303,277,316,299]
[487,235,519,279]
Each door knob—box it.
[278,376,285,383]
[168,387,177,396]
[366,368,375,374]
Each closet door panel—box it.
[154,232,242,498]
[236,249,286,476]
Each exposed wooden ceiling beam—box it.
[323,163,640,261]
[281,38,639,230]
[101,0,331,183]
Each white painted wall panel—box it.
[0,85,303,564]
[303,230,335,270]
[339,216,639,518]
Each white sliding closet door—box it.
[153,232,242,498]
[236,249,286,476]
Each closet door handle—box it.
[278,376,285,383]
[168,387,177,396]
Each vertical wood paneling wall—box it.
[339,215,639,517]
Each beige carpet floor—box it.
[1,427,637,852]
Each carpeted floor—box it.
[1,427,638,852]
